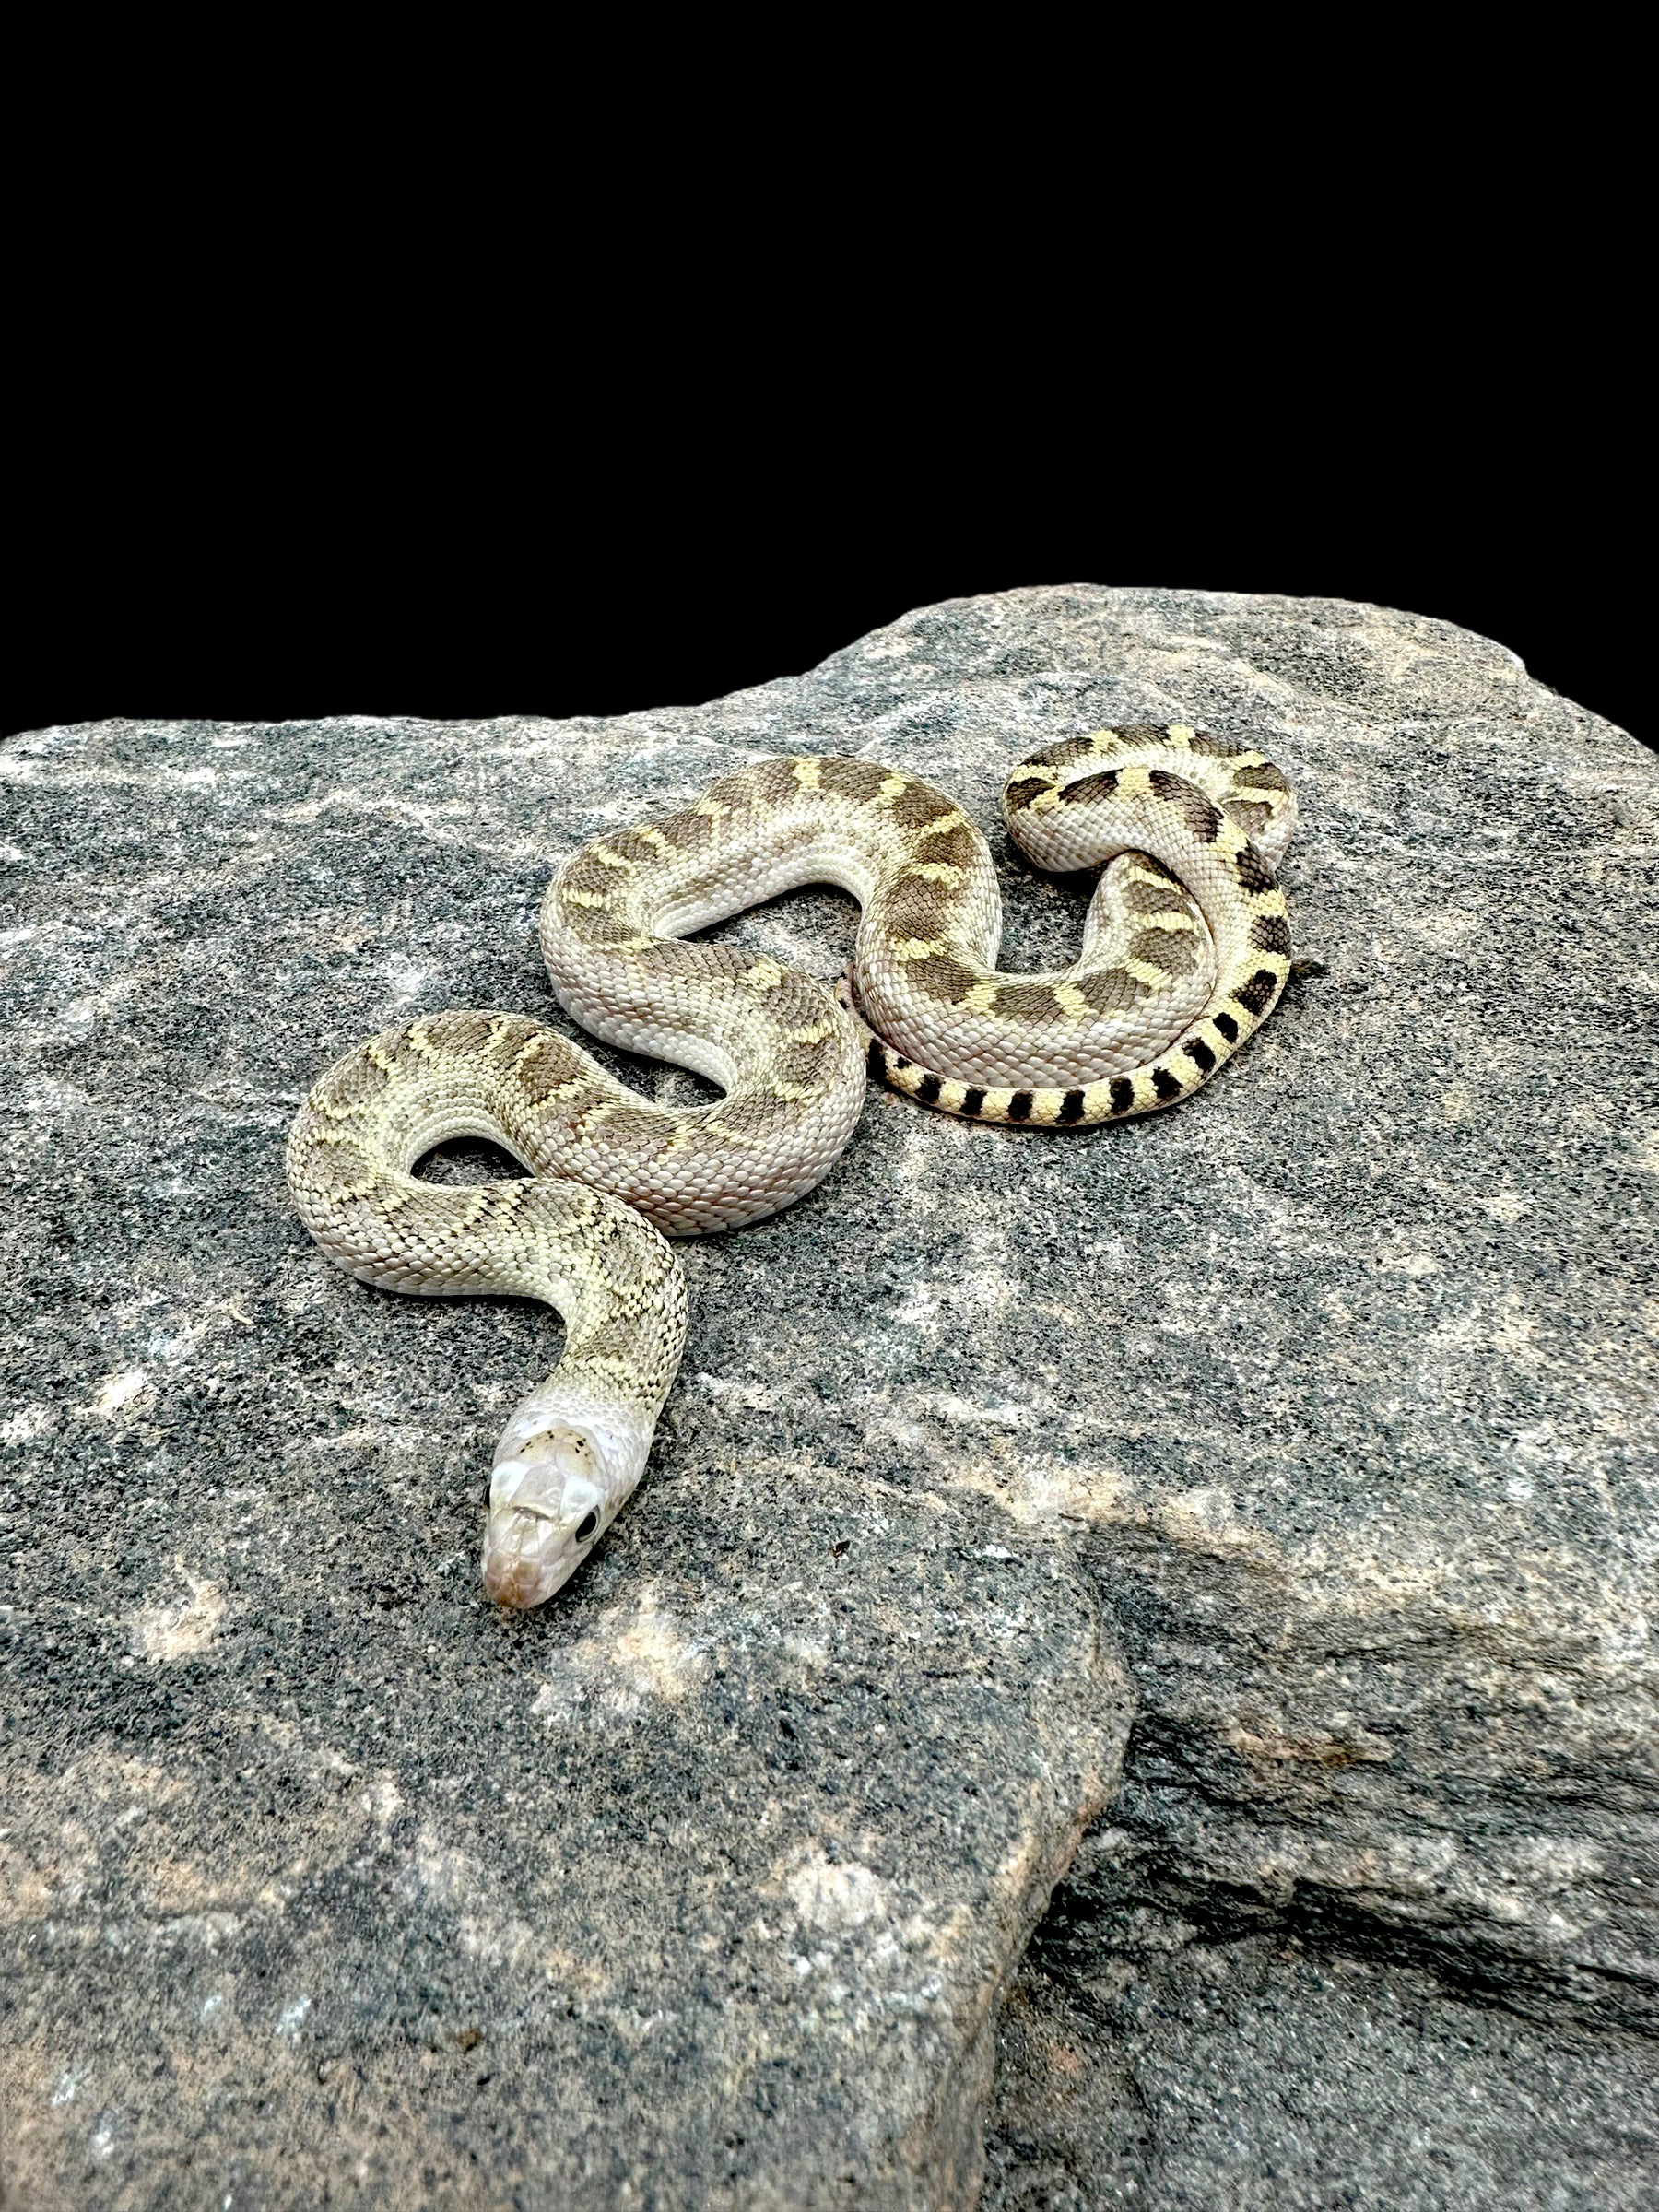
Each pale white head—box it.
[480,1387,651,1609]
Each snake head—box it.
[481,1425,608,1609]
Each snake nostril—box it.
[574,1512,598,1544]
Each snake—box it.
[286,725,1297,1607]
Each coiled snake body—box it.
[287,726,1296,1606]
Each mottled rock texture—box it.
[1,587,1654,2209]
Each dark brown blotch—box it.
[912,821,980,873]
[959,1086,986,1118]
[564,909,646,949]
[639,941,754,982]
[1129,927,1201,978]
[1108,1077,1135,1117]
[888,779,961,830]
[1250,913,1293,957]
[607,826,675,866]
[1002,771,1051,813]
[903,953,982,1005]
[703,770,761,813]
[707,1091,802,1142]
[1023,735,1108,771]
[1231,967,1280,1015]
[573,1106,673,1163]
[1058,769,1121,808]
[1184,1037,1217,1074]
[1057,1088,1087,1124]
[1006,1090,1034,1122]
[818,758,891,804]
[1234,844,1277,892]
[656,806,718,853]
[1214,1010,1240,1044]
[1223,799,1274,839]
[518,1042,594,1107]
[561,854,625,899]
[775,1030,837,1088]
[744,758,815,807]
[877,874,964,939]
[1147,770,1223,842]
[993,982,1074,1021]
[1230,761,1290,794]
[915,1073,943,1106]
[1151,1066,1183,1101]
[1123,876,1194,915]
[1185,730,1244,758]
[1072,967,1146,1014]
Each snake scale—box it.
[287,725,1297,1606]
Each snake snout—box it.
[480,1427,608,1609]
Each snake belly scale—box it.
[286,724,1297,1606]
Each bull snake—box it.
[286,725,1297,1606]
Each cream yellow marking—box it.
[1025,789,1062,815]
[742,957,784,993]
[1052,982,1093,1021]
[1136,910,1203,934]
[959,979,999,1013]
[562,888,610,909]
[1114,762,1155,797]
[693,795,729,821]
[786,1018,837,1044]
[792,759,823,789]
[877,774,907,801]
[532,1076,597,1111]
[1125,957,1174,987]
[589,844,635,873]
[512,1036,545,1073]
[1166,724,1195,745]
[702,1119,767,1150]
[889,937,948,962]
[635,827,675,855]
[769,1079,821,1102]
[901,861,966,885]
[915,809,968,840]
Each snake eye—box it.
[573,1512,599,1544]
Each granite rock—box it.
[983,1893,1659,2209]
[1,587,1654,2207]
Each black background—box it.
[8,138,1643,755]
[8,473,1645,749]
[9,385,1644,749]
[6,29,1644,753]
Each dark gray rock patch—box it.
[984,1899,1658,2210]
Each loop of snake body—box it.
[286,725,1297,1607]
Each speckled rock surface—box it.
[2,587,1654,2208]
[983,1887,1659,2209]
